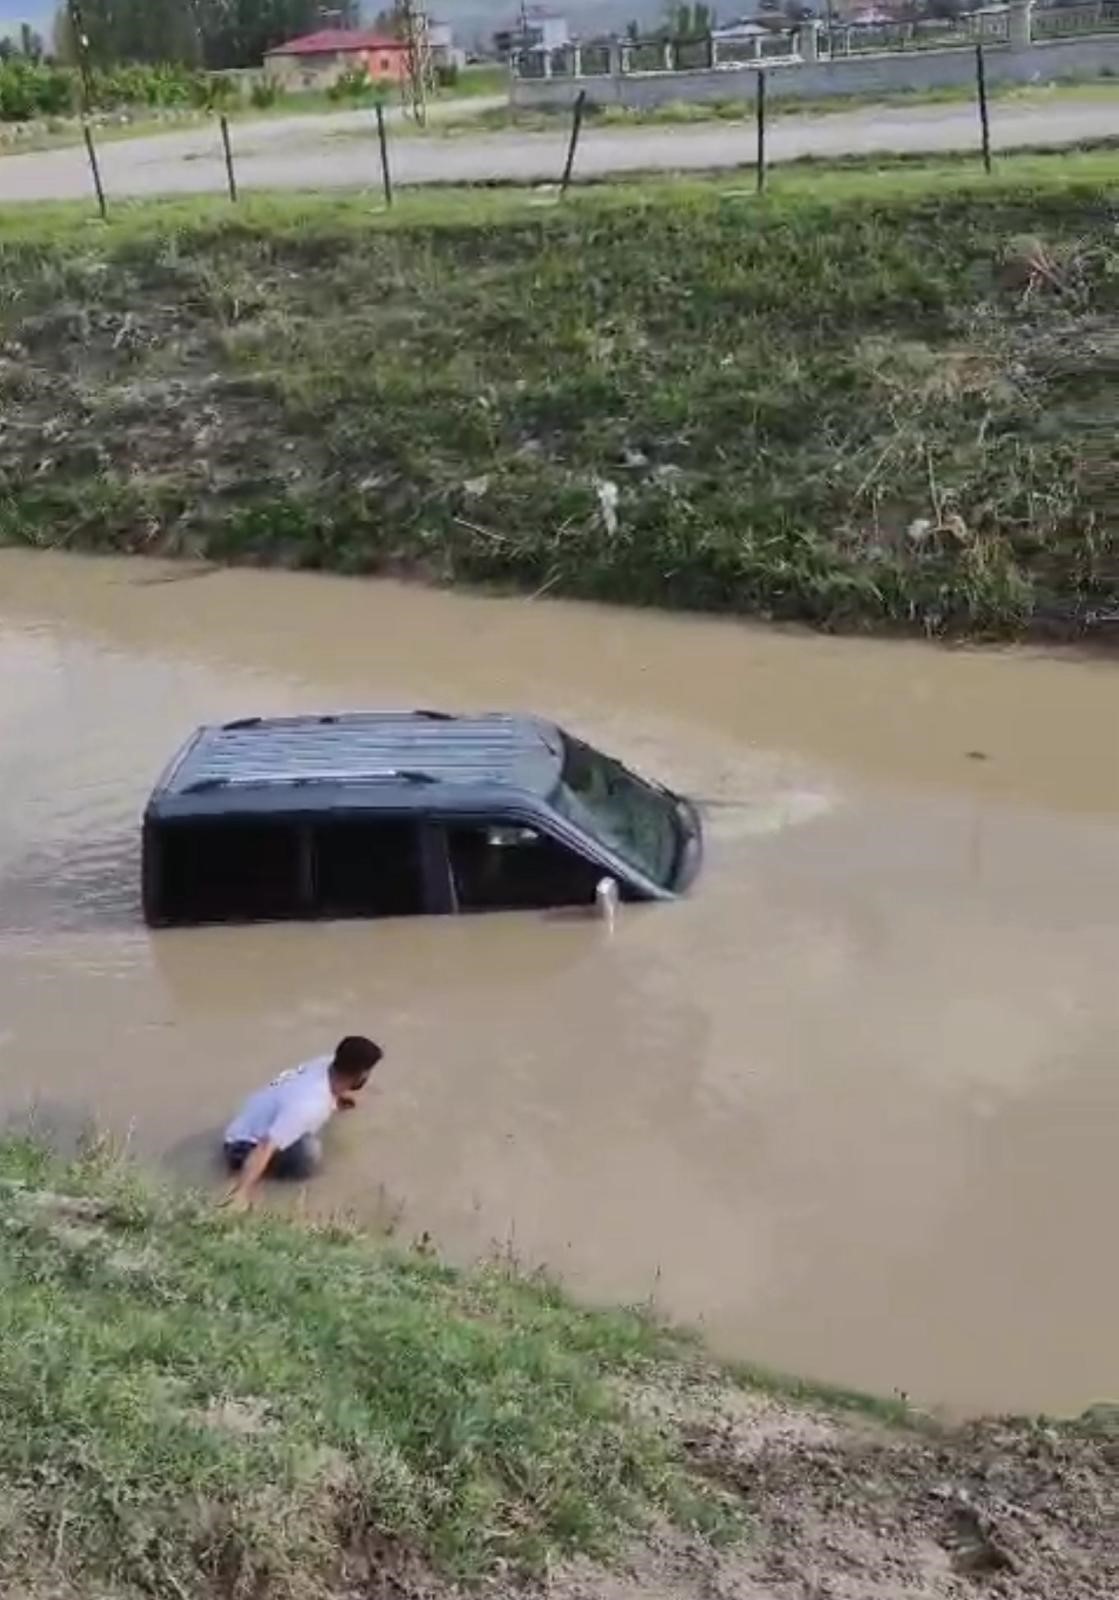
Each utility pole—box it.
[66,0,96,113]
[394,0,431,126]
[66,0,106,218]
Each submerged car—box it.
[141,711,702,926]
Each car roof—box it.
[148,711,566,817]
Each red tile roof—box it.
[266,29,408,57]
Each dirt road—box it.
[0,93,1113,202]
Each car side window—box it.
[313,819,425,918]
[446,823,602,912]
[157,819,305,923]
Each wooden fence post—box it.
[82,122,107,220]
[560,88,587,197]
[219,114,238,202]
[376,101,393,207]
[975,43,992,174]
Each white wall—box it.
[510,32,1119,108]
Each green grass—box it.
[0,1138,738,1595]
[0,151,1116,639]
[444,63,511,99]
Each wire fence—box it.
[70,43,1049,221]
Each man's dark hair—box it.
[332,1036,383,1082]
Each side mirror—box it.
[595,876,619,927]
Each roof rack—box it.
[181,768,438,794]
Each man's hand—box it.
[335,1091,359,1111]
[218,1139,276,1210]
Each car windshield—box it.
[554,735,681,889]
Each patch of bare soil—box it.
[572,1387,1118,1600]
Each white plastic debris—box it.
[596,478,620,535]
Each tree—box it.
[52,1,201,67]
[193,0,362,70]
[664,2,716,38]
[51,0,362,71]
[370,7,404,36]
[0,24,45,60]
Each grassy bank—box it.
[0,1137,725,1593]
[0,153,1116,638]
[1,1139,1115,1600]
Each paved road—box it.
[0,94,1112,204]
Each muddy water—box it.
[1,549,1118,1416]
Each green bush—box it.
[250,76,281,108]
[328,64,377,101]
[0,59,222,122]
[204,72,236,108]
[0,60,77,121]
[93,62,210,109]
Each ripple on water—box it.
[0,831,140,938]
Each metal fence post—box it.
[560,88,587,197]
[219,114,238,203]
[82,122,107,220]
[975,43,992,174]
[756,69,767,194]
[375,101,393,207]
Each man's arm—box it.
[221,1139,276,1210]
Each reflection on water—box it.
[1,549,1118,1416]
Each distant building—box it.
[711,0,827,19]
[494,10,570,59]
[427,18,467,70]
[713,19,780,39]
[263,29,411,91]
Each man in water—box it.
[221,1035,383,1209]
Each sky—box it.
[0,2,51,30]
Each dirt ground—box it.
[544,1385,1119,1600]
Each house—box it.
[263,29,411,91]
[493,10,570,59]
